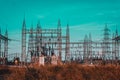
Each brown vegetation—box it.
[0,64,120,80]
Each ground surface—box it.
[0,64,120,80]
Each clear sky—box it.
[0,0,120,54]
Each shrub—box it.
[0,64,120,80]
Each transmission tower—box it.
[57,19,62,60]
[114,27,119,60]
[83,34,89,61]
[65,23,70,61]
[89,33,92,62]
[102,24,110,60]
[0,28,1,57]
[4,29,8,58]
[0,27,9,64]
[21,17,26,63]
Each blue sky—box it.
[0,0,120,54]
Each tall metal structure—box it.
[65,23,70,61]
[0,28,1,57]
[88,33,92,62]
[115,27,119,60]
[57,19,62,60]
[21,17,26,62]
[0,28,9,64]
[102,24,110,60]
[0,28,9,58]
[4,29,8,58]
[21,18,70,62]
[112,27,119,60]
[83,34,88,60]
[21,18,120,64]
[112,33,115,60]
[83,33,93,62]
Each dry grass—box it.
[0,64,120,80]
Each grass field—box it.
[0,64,120,80]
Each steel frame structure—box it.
[21,18,120,64]
[21,19,70,62]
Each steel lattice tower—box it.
[65,23,70,61]
[114,27,119,60]
[0,28,8,58]
[102,24,110,60]
[0,28,1,57]
[28,25,34,62]
[0,27,9,64]
[112,33,115,60]
[83,34,89,60]
[57,19,62,60]
[4,29,8,58]
[21,17,26,62]
[89,33,92,61]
